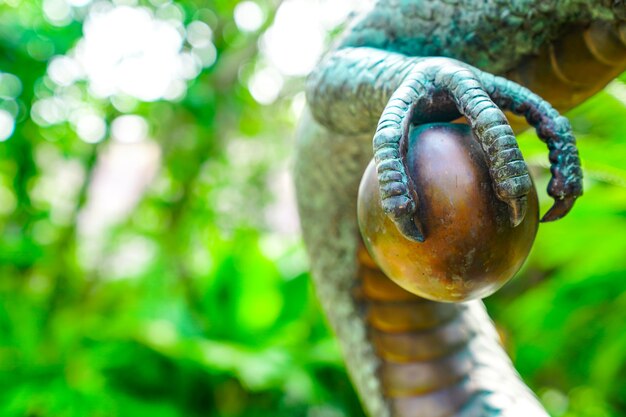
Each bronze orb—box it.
[357,123,539,302]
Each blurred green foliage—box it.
[0,0,624,416]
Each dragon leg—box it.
[298,46,581,417]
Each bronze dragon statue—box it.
[294,1,626,416]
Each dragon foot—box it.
[372,58,583,241]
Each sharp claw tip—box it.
[507,197,528,228]
[540,211,564,223]
[541,196,576,223]
[394,216,425,243]
[403,224,425,243]
[407,232,425,243]
[510,214,524,228]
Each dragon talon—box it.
[541,196,576,222]
[481,73,582,222]
[507,196,528,227]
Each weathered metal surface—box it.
[294,2,626,416]
[358,123,539,302]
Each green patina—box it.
[295,1,624,416]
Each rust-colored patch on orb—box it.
[358,123,539,302]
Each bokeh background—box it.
[0,0,625,416]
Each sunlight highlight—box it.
[234,1,264,32]
[261,0,323,76]
[248,66,283,104]
[73,112,106,143]
[0,109,15,141]
[111,115,148,143]
[78,5,184,100]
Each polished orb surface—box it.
[358,123,539,302]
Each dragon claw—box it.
[541,196,577,222]
[373,60,581,244]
